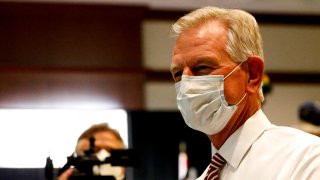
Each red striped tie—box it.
[204,153,226,180]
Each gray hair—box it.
[172,6,265,102]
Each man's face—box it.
[75,131,126,177]
[171,20,247,105]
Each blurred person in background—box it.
[58,122,126,180]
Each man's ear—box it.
[246,56,264,94]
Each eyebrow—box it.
[170,56,219,73]
[193,56,218,65]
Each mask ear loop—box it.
[223,61,245,80]
[223,61,247,106]
[235,93,247,106]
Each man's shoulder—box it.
[262,125,320,149]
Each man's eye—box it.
[193,66,212,74]
[196,65,210,70]
[173,71,182,82]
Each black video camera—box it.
[45,136,136,180]
[299,101,320,126]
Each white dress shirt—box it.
[197,109,320,180]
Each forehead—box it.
[93,131,120,143]
[171,20,229,68]
[175,19,227,47]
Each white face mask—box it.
[175,62,246,135]
[92,149,125,180]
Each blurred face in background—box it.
[75,130,126,179]
[76,130,125,155]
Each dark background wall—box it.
[0,2,146,109]
[129,111,211,180]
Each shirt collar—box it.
[212,109,273,169]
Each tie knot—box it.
[205,153,226,180]
[211,153,226,168]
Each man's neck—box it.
[209,95,261,149]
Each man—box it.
[171,6,320,179]
[58,122,126,180]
